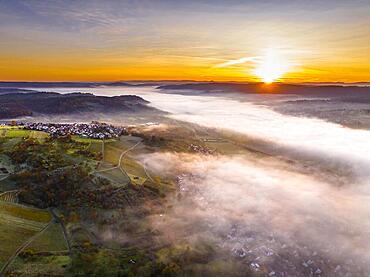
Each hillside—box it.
[158,82,370,98]
[0,92,154,119]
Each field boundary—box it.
[0,219,53,276]
[95,140,142,180]
[49,208,71,254]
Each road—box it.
[117,140,142,178]
[0,174,9,182]
[0,219,53,276]
[95,140,142,177]
[49,208,71,254]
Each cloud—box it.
[214,56,259,68]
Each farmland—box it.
[0,190,19,203]
[25,222,69,253]
[8,255,71,276]
[93,135,151,188]
[96,168,130,186]
[0,201,51,270]
[0,122,200,275]
[0,120,265,276]
[0,126,104,274]
[0,126,49,142]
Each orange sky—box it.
[0,1,369,83]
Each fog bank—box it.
[143,92,370,181]
[142,152,370,276]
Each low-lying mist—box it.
[136,89,370,275]
[145,92,370,180]
[26,86,370,275]
[141,152,370,276]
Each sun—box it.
[254,49,289,84]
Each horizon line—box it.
[0,80,370,85]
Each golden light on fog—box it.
[254,50,289,83]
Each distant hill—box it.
[0,82,99,88]
[158,82,370,97]
[0,92,153,119]
[0,88,39,94]
[0,81,165,88]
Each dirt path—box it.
[0,175,9,182]
[95,140,142,178]
[0,219,53,276]
[141,162,155,182]
[49,208,71,254]
[117,141,142,179]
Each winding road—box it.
[95,140,142,180]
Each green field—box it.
[121,156,147,179]
[0,127,49,141]
[88,141,103,153]
[113,136,142,148]
[72,135,115,144]
[29,130,49,141]
[96,168,130,186]
[4,129,31,138]
[104,145,122,165]
[9,255,71,276]
[103,136,143,164]
[204,140,254,155]
[25,222,68,253]
[99,136,149,186]
[0,125,20,129]
[0,202,51,268]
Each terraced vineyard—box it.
[0,190,19,203]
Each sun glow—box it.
[254,50,289,83]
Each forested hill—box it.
[0,92,153,119]
[158,82,370,97]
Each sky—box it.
[0,0,369,82]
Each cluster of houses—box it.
[188,143,215,155]
[24,122,127,139]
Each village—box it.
[24,122,127,139]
